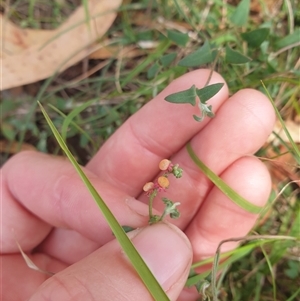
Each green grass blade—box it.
[187,242,256,287]
[230,0,250,26]
[178,41,213,67]
[260,244,277,301]
[47,104,97,150]
[60,98,98,142]
[82,0,91,30]
[38,102,170,301]
[261,81,300,163]
[121,40,171,87]
[186,143,263,214]
[286,287,300,301]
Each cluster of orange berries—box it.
[142,159,182,194]
[143,159,183,224]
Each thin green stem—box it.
[148,190,157,220]
[158,210,167,222]
[204,49,221,87]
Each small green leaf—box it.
[212,33,237,45]
[230,0,250,26]
[0,100,16,116]
[165,85,197,105]
[193,103,214,122]
[160,52,177,67]
[192,83,223,122]
[147,62,161,79]
[275,28,300,49]
[178,41,213,67]
[241,28,270,48]
[196,83,224,104]
[225,45,251,64]
[187,143,263,214]
[167,29,189,46]
[285,260,300,279]
[193,115,204,122]
[121,226,136,233]
[1,122,15,141]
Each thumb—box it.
[29,223,192,301]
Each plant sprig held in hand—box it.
[143,159,183,224]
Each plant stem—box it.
[204,49,221,87]
[148,190,157,219]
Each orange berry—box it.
[158,176,169,189]
[143,182,154,192]
[159,159,171,171]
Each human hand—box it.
[1,69,275,301]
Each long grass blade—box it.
[186,142,263,214]
[260,244,277,301]
[261,81,300,163]
[38,101,170,301]
[47,104,97,150]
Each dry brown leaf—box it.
[268,119,300,144]
[1,17,53,56]
[0,0,122,90]
[264,118,299,186]
[264,145,299,187]
[16,240,54,276]
[0,140,36,153]
[251,0,283,15]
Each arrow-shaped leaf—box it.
[196,83,224,104]
[225,46,252,64]
[241,28,269,48]
[165,85,197,105]
[230,0,250,26]
[178,41,213,67]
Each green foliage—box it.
[241,28,270,48]
[275,28,300,49]
[159,53,177,67]
[165,83,224,121]
[165,85,197,105]
[225,45,252,64]
[284,260,300,279]
[147,62,161,79]
[230,0,250,26]
[196,83,224,103]
[262,81,300,163]
[186,143,264,214]
[167,29,189,46]
[178,41,214,67]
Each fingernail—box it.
[129,223,192,291]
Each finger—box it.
[138,89,275,229]
[175,156,273,301]
[36,228,101,264]
[1,151,153,253]
[1,166,52,253]
[29,223,192,301]
[2,253,67,301]
[186,156,272,263]
[86,69,229,196]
